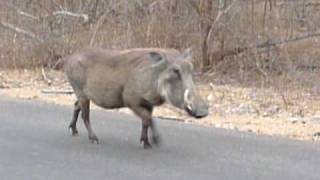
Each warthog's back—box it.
[64,48,179,108]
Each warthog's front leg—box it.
[141,122,151,149]
[130,105,160,149]
[69,101,80,136]
[80,99,99,144]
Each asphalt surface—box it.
[0,96,319,180]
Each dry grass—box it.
[1,1,320,71]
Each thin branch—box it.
[306,2,320,7]
[149,0,170,12]
[186,0,201,15]
[209,30,320,62]
[257,30,320,49]
[4,3,38,20]
[0,21,43,42]
[89,2,122,46]
[16,8,39,20]
[206,1,236,47]
[52,10,89,23]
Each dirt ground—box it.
[1,69,320,142]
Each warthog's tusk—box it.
[184,89,189,102]
[184,89,192,106]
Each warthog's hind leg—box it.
[69,101,81,136]
[149,118,160,146]
[80,99,99,144]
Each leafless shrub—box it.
[0,0,320,90]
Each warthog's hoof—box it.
[69,126,79,136]
[89,134,99,144]
[152,135,161,146]
[140,138,152,149]
[72,131,79,136]
[141,141,152,149]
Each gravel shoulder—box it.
[1,69,320,141]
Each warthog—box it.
[63,48,208,148]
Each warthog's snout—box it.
[184,90,209,118]
[185,103,209,118]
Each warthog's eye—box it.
[172,68,181,79]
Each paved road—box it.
[0,96,319,180]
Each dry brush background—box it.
[1,0,320,140]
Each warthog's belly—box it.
[84,85,125,109]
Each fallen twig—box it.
[41,68,52,86]
[41,89,74,95]
[0,83,10,89]
[155,116,185,122]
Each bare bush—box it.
[0,0,320,89]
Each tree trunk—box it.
[202,23,211,71]
[200,0,213,72]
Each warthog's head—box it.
[149,49,209,118]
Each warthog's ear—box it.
[180,48,192,61]
[149,52,168,69]
[150,52,163,62]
